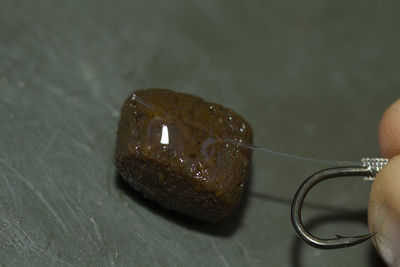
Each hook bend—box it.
[291,165,377,249]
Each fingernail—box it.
[372,203,400,266]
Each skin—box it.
[368,99,400,266]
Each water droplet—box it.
[239,123,246,133]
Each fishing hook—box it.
[291,158,388,249]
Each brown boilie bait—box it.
[115,88,253,222]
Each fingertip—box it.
[369,155,400,215]
[368,155,400,266]
[379,99,400,158]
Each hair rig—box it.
[291,157,389,249]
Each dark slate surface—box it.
[0,1,398,266]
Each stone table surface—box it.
[0,1,399,266]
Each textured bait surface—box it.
[115,89,253,222]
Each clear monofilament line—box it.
[231,141,360,166]
[131,92,365,167]
[132,93,154,109]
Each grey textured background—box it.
[1,1,399,266]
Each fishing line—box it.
[131,93,359,167]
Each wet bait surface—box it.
[115,89,253,222]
